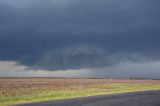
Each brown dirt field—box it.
[0,78,160,89]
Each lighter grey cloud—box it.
[0,60,160,79]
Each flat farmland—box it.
[0,78,160,106]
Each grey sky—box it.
[0,0,160,78]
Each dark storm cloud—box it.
[0,0,160,70]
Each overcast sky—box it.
[0,0,160,79]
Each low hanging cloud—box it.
[0,0,160,71]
